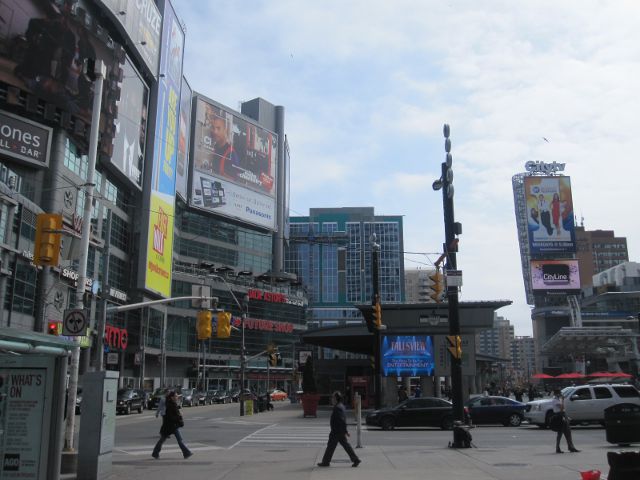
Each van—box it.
[524,384,640,427]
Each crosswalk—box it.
[232,425,331,448]
[115,442,225,456]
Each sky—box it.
[171,0,640,336]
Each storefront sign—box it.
[0,111,52,167]
[247,288,306,307]
[104,325,128,350]
[106,353,119,365]
[231,316,294,334]
[61,268,93,290]
[109,287,127,302]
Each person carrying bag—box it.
[152,391,192,459]
[551,389,579,454]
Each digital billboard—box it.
[524,176,576,255]
[1,0,123,130]
[530,259,581,293]
[381,335,435,377]
[189,96,277,230]
[144,0,183,298]
[175,77,192,200]
[111,57,148,188]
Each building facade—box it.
[575,226,629,288]
[404,268,437,303]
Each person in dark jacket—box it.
[317,391,361,468]
[152,391,193,459]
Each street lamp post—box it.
[433,124,465,446]
[370,233,382,410]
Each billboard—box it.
[110,57,148,188]
[189,96,277,230]
[0,111,52,167]
[530,259,581,293]
[1,0,123,130]
[144,0,183,298]
[175,77,192,200]
[95,0,162,77]
[524,176,576,254]
[381,335,435,377]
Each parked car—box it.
[134,389,150,410]
[213,390,231,404]
[194,390,208,405]
[269,389,288,401]
[465,396,526,426]
[148,388,169,410]
[205,390,218,405]
[524,384,640,428]
[182,388,198,407]
[116,388,145,414]
[230,388,240,402]
[232,389,257,403]
[366,397,457,430]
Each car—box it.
[270,389,288,401]
[366,397,456,430]
[116,388,145,414]
[148,388,169,410]
[213,390,231,404]
[181,388,198,407]
[465,396,527,427]
[230,388,241,402]
[195,390,208,405]
[134,389,150,410]
[205,390,218,405]
[232,389,257,402]
[524,384,640,428]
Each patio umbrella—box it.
[531,373,554,379]
[555,372,585,379]
[587,371,632,378]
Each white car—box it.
[524,384,640,428]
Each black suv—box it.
[116,388,145,415]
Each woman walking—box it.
[152,391,193,459]
[551,389,579,454]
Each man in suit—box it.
[317,391,361,468]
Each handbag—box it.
[549,412,564,432]
[177,413,185,428]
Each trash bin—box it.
[607,451,640,480]
[604,403,640,445]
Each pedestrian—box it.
[514,387,523,403]
[152,391,193,459]
[528,385,536,401]
[156,390,167,418]
[317,391,361,468]
[398,386,408,403]
[414,385,421,398]
[550,389,579,454]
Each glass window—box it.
[63,139,88,179]
[593,387,613,399]
[571,388,592,401]
[613,386,640,398]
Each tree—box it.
[302,357,317,394]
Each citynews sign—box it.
[524,160,566,174]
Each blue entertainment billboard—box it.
[381,335,435,377]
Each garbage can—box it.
[604,403,640,445]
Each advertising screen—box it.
[381,335,435,377]
[175,77,192,200]
[0,0,123,129]
[144,0,183,298]
[189,96,277,230]
[111,57,148,188]
[524,176,576,254]
[530,259,581,292]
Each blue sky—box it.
[172,0,640,336]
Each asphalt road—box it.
[111,401,612,454]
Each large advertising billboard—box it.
[524,176,576,255]
[110,57,148,189]
[175,77,192,200]
[144,0,183,298]
[381,335,435,377]
[95,0,162,77]
[0,1,123,132]
[530,259,581,293]
[189,96,277,230]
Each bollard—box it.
[355,393,362,448]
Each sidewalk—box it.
[100,403,617,480]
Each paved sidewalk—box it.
[99,403,617,480]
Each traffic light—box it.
[373,301,382,329]
[47,321,60,336]
[429,269,444,303]
[196,310,212,340]
[216,311,232,339]
[34,213,62,267]
[447,335,462,360]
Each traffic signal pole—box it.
[370,234,382,410]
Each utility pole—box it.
[432,124,465,446]
[370,233,382,410]
[64,59,106,452]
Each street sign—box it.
[445,269,463,287]
[62,309,87,336]
[191,285,211,308]
[106,353,119,365]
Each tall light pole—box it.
[432,124,465,445]
[370,233,382,410]
[64,59,106,452]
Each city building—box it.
[0,0,307,394]
[476,314,514,361]
[575,225,629,288]
[511,336,536,382]
[405,268,437,303]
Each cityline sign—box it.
[524,160,566,174]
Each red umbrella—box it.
[587,372,632,378]
[531,373,554,379]
[555,372,585,379]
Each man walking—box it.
[317,391,361,468]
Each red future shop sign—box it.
[231,316,294,334]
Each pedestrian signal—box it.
[216,312,232,339]
[196,310,212,340]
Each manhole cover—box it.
[493,463,529,467]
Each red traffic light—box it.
[47,321,60,335]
